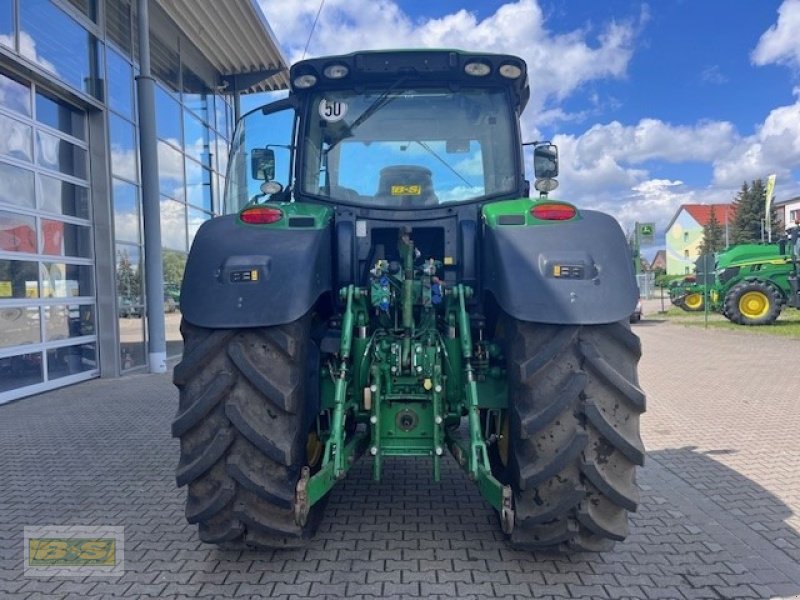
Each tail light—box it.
[531,203,577,221]
[240,206,283,224]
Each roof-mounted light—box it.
[499,63,523,79]
[293,73,318,89]
[534,178,560,194]
[464,61,491,77]
[533,177,558,194]
[323,63,349,79]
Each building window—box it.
[685,267,690,274]
[683,231,689,242]
[19,0,105,100]
[790,209,800,223]
[0,0,13,50]
[684,249,689,257]
[109,114,138,182]
[0,71,97,400]
[106,47,134,118]
[105,0,132,56]
[65,0,98,23]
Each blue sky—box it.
[255,0,800,253]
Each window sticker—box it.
[391,185,422,195]
[319,99,348,122]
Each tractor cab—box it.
[224,50,547,214]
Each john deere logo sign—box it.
[638,223,655,244]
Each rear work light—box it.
[531,203,577,221]
[240,206,283,224]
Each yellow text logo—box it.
[390,185,422,195]
[28,538,116,566]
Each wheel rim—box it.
[306,431,323,468]
[738,291,770,319]
[685,293,703,309]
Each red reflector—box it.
[240,206,283,224]
[531,203,577,221]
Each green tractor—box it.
[172,50,645,552]
[711,241,800,325]
[669,276,705,312]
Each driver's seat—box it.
[375,165,438,206]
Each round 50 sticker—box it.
[319,99,348,122]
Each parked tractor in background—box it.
[669,276,705,312]
[171,50,645,553]
[710,240,800,325]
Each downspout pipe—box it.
[136,0,167,373]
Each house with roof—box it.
[665,204,735,275]
[774,196,800,230]
[650,249,667,272]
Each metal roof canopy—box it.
[155,0,289,93]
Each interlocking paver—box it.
[2,319,800,598]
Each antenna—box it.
[302,0,326,60]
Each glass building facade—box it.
[0,0,244,402]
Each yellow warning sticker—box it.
[390,185,422,195]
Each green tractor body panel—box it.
[173,49,645,551]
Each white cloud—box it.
[700,65,728,85]
[712,90,800,187]
[549,98,800,235]
[259,0,643,119]
[752,0,800,69]
[549,118,743,235]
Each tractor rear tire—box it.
[500,319,645,552]
[724,281,781,325]
[172,317,323,548]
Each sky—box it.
[253,0,800,255]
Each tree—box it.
[117,249,141,299]
[731,179,766,244]
[700,206,725,254]
[162,249,187,288]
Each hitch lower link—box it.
[293,283,515,533]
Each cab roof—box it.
[289,49,530,112]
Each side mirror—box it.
[251,148,275,181]
[533,143,558,179]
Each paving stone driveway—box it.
[1,318,800,600]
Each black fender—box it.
[180,215,332,329]
[482,209,637,324]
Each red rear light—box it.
[240,206,283,224]
[531,203,577,221]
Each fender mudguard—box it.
[483,209,637,324]
[180,215,332,329]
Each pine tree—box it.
[731,179,767,244]
[700,206,725,254]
